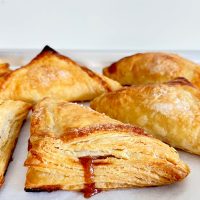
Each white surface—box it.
[0,51,200,200]
[0,0,200,50]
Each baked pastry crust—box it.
[103,52,200,88]
[0,62,12,86]
[0,99,31,187]
[0,62,11,75]
[25,98,189,197]
[0,46,121,103]
[91,77,200,155]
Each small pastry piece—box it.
[0,99,31,187]
[0,62,12,85]
[91,77,200,155]
[103,52,200,88]
[0,46,121,103]
[0,62,11,76]
[25,98,189,198]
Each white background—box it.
[0,0,200,50]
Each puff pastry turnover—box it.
[0,46,121,103]
[0,99,31,187]
[103,52,200,88]
[25,98,189,198]
[91,77,200,155]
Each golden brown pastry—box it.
[0,46,121,103]
[103,52,200,88]
[0,62,12,86]
[25,98,189,198]
[0,62,11,75]
[0,99,31,187]
[91,77,200,155]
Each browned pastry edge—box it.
[166,77,195,88]
[28,139,32,151]
[23,45,112,92]
[31,123,151,142]
[0,63,12,85]
[25,185,109,192]
[25,185,62,192]
[105,62,117,74]
[103,53,145,75]
[0,63,9,69]
[1,72,11,79]
[61,123,150,141]
[30,45,78,65]
[110,77,195,95]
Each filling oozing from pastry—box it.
[79,156,102,198]
[24,98,189,197]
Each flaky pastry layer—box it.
[25,98,189,195]
[0,99,31,187]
